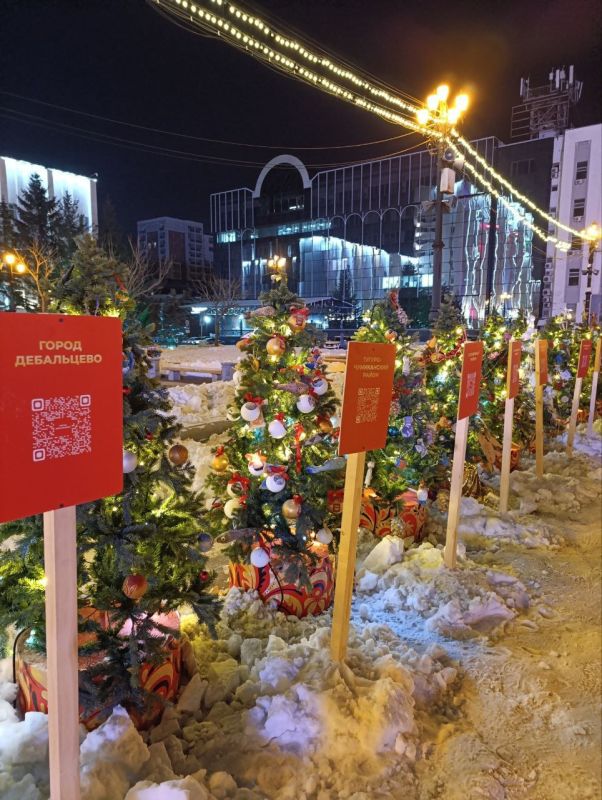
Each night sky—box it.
[1,0,600,235]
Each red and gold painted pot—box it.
[360,490,427,542]
[16,609,181,730]
[229,543,334,618]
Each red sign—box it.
[457,341,483,420]
[338,342,396,455]
[0,313,123,523]
[536,339,549,385]
[507,340,522,400]
[577,339,593,379]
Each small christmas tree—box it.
[0,237,216,717]
[354,291,438,502]
[205,257,341,589]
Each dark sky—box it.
[1,0,600,236]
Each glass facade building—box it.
[210,140,538,327]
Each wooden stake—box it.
[443,416,469,569]
[330,450,366,662]
[43,506,81,800]
[534,341,545,479]
[588,339,601,435]
[499,397,515,513]
[566,377,583,456]
[588,369,599,435]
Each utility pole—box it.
[416,85,470,323]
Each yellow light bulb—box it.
[436,84,450,101]
[455,93,469,112]
[3,252,16,266]
[416,108,430,126]
[15,262,27,274]
[426,94,439,111]
[447,107,460,125]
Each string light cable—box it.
[151,0,595,250]
[0,90,417,152]
[0,104,428,169]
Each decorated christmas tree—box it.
[0,235,215,719]
[544,312,601,427]
[354,291,438,503]
[205,256,342,591]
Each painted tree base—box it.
[15,610,181,730]
[229,544,335,618]
[360,491,427,541]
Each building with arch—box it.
[210,139,538,327]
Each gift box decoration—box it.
[16,609,181,731]
[229,543,334,618]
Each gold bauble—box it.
[266,337,286,356]
[282,498,301,519]
[317,416,333,434]
[211,453,229,472]
[385,329,397,342]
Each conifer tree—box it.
[15,174,59,248]
[205,258,342,587]
[0,237,215,716]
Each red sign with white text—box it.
[338,342,396,455]
[0,313,123,523]
[507,340,522,400]
[457,341,483,420]
[577,339,593,379]
[536,339,549,386]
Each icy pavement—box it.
[0,435,600,799]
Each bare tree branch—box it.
[122,240,173,300]
[191,274,242,345]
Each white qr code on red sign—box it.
[31,395,92,462]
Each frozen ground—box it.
[0,432,600,799]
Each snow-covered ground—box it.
[1,432,600,799]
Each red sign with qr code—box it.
[0,313,123,523]
[338,342,396,455]
[457,341,483,420]
[507,340,522,400]
[577,339,593,379]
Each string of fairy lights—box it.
[155,0,596,251]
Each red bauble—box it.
[199,570,210,582]
[122,574,148,600]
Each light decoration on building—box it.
[158,0,592,251]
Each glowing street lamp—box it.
[415,87,471,322]
[582,222,601,322]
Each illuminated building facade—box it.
[0,155,97,229]
[210,142,538,327]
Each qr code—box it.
[31,395,92,462]
[356,387,380,424]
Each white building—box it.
[542,123,602,319]
[137,216,213,282]
[0,155,97,229]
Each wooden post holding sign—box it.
[499,340,522,513]
[0,313,123,800]
[587,338,602,435]
[567,338,593,456]
[534,338,548,479]
[443,341,483,569]
[330,342,396,662]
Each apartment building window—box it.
[510,159,535,177]
[575,161,588,181]
[573,199,585,218]
[568,268,580,286]
[570,235,582,252]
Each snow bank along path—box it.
[0,433,600,799]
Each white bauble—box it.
[250,547,270,568]
[311,377,328,396]
[316,527,333,545]
[226,480,245,498]
[241,402,261,422]
[226,406,241,421]
[296,394,316,414]
[248,461,266,477]
[265,474,287,493]
[224,498,241,519]
[123,450,138,474]
[417,487,429,504]
[268,418,287,439]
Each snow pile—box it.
[167,382,236,427]
[508,450,602,519]
[452,496,560,549]
[355,539,530,638]
[160,345,241,374]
